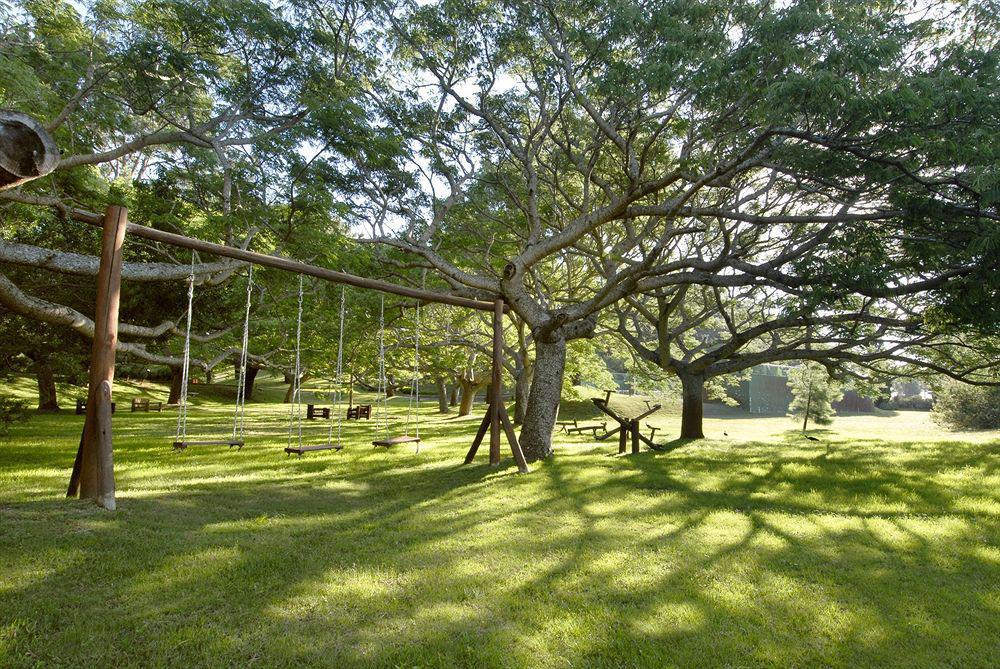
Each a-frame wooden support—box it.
[464,298,530,473]
[592,390,662,455]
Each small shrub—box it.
[0,397,29,438]
[932,382,1000,430]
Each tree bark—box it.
[458,379,482,416]
[29,352,60,412]
[449,382,459,407]
[518,337,566,461]
[679,372,705,439]
[283,372,309,403]
[242,364,261,401]
[436,376,449,413]
[513,357,532,425]
[168,365,184,404]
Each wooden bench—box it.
[347,404,371,420]
[561,419,608,437]
[76,398,115,415]
[306,404,330,420]
[130,398,162,412]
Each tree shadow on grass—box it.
[1,420,999,667]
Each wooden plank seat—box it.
[306,404,331,420]
[556,420,579,432]
[172,440,244,450]
[565,420,607,436]
[372,435,421,448]
[284,443,343,457]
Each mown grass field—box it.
[1,377,999,668]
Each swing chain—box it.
[376,294,389,439]
[287,274,305,450]
[328,284,346,446]
[174,257,196,443]
[233,265,253,440]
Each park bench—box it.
[76,398,115,415]
[346,404,372,420]
[130,398,162,412]
[306,404,331,420]
[561,419,609,437]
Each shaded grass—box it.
[1,380,999,668]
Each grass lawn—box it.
[1,378,999,667]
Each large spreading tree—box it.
[347,0,999,459]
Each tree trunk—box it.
[205,368,214,384]
[30,353,60,412]
[283,372,310,403]
[238,364,261,402]
[518,337,566,461]
[679,372,705,439]
[436,377,449,413]
[168,365,184,404]
[513,358,532,426]
[458,380,481,416]
[449,382,459,407]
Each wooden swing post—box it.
[463,298,529,473]
[66,205,127,510]
[63,204,529,503]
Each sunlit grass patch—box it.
[1,379,999,667]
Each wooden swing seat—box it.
[284,443,343,456]
[173,440,244,450]
[372,435,421,447]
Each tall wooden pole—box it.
[68,205,127,510]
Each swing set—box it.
[371,293,422,449]
[171,262,254,450]
[64,205,529,509]
[284,280,349,456]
